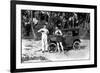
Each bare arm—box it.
[47,29,49,34]
[59,30,63,35]
[55,30,62,35]
[38,29,42,33]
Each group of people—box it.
[38,25,64,53]
[22,10,80,38]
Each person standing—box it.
[55,27,64,52]
[38,25,49,53]
[25,22,31,36]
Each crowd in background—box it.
[21,10,90,40]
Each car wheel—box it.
[73,41,80,50]
[48,43,57,53]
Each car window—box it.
[67,31,72,36]
[72,30,79,36]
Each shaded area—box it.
[21,10,90,40]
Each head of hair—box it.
[43,25,46,28]
[55,27,58,30]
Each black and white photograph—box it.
[11,1,97,72]
[21,10,90,63]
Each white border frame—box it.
[16,4,94,69]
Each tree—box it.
[30,11,37,39]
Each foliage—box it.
[21,10,90,40]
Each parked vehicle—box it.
[48,28,81,52]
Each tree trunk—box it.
[30,11,37,39]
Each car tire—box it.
[73,40,80,50]
[48,43,57,53]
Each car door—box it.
[63,31,73,47]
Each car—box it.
[62,28,81,50]
[48,28,81,52]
